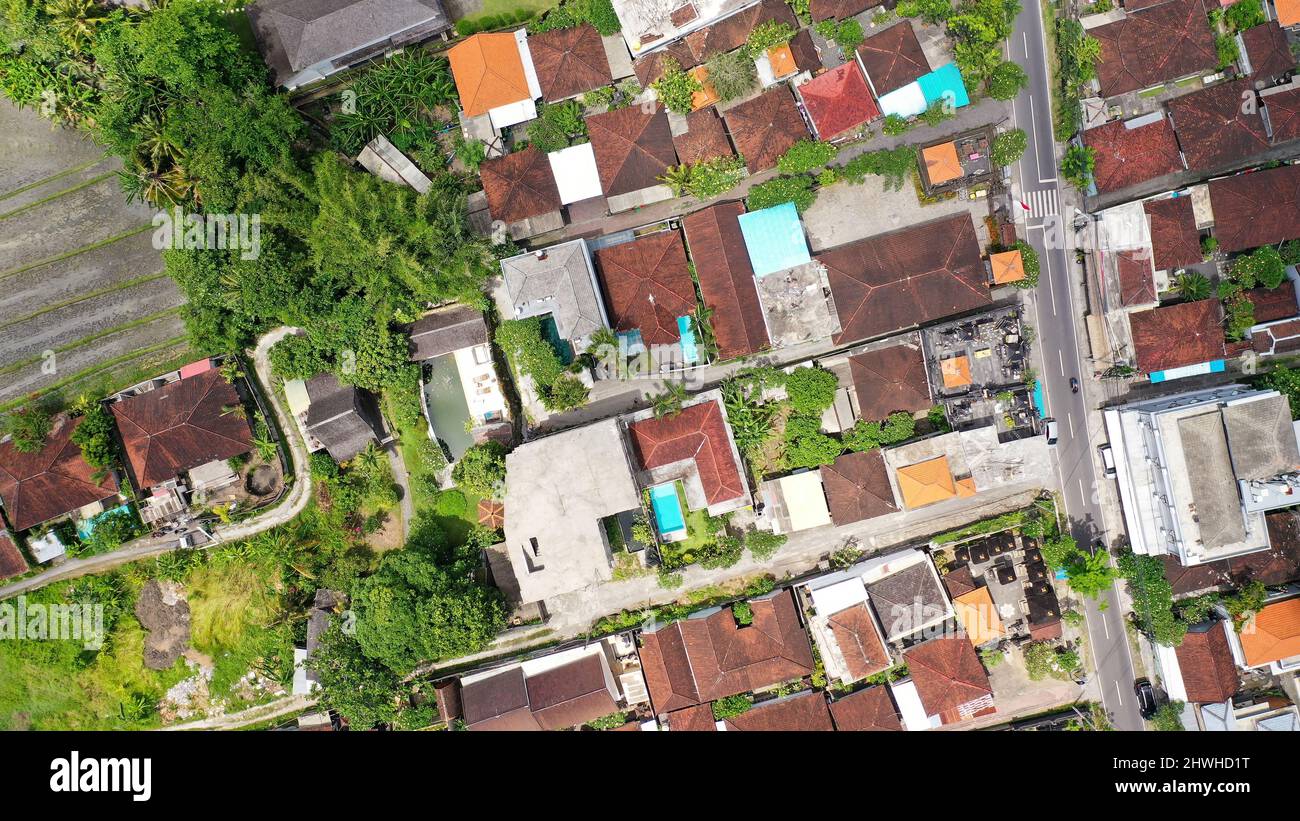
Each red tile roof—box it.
[684,0,798,64]
[111,369,254,489]
[587,103,678,196]
[827,602,891,680]
[1116,250,1157,307]
[1208,164,1300,252]
[1128,299,1226,372]
[812,0,883,22]
[1143,195,1202,272]
[847,343,931,422]
[856,21,930,96]
[1247,282,1299,323]
[672,108,735,166]
[1175,623,1239,703]
[0,530,27,580]
[822,213,989,346]
[1093,0,1216,97]
[682,202,770,359]
[821,450,898,525]
[529,24,614,103]
[1167,79,1269,172]
[0,414,119,531]
[1083,116,1184,194]
[594,229,696,344]
[665,703,718,730]
[723,690,834,730]
[903,636,994,725]
[798,61,880,139]
[723,86,810,174]
[1242,22,1296,82]
[639,590,814,713]
[629,398,745,506]
[524,653,620,730]
[1266,88,1300,145]
[828,685,902,731]
[941,565,979,599]
[479,146,563,224]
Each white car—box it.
[1043,418,1059,445]
[1099,444,1117,477]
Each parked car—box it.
[1134,679,1158,720]
[1099,444,1116,477]
[1043,418,1059,445]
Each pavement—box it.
[1008,2,1143,730]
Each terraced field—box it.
[0,99,191,408]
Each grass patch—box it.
[0,307,182,377]
[460,0,559,24]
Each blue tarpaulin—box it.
[737,202,812,276]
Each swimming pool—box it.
[648,482,686,539]
[677,316,700,365]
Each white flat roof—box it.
[489,98,538,131]
[877,82,927,118]
[890,679,936,731]
[779,471,832,532]
[809,577,869,617]
[548,142,604,204]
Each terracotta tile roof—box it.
[629,399,746,506]
[856,21,930,96]
[922,141,964,186]
[638,589,815,712]
[903,636,994,724]
[940,355,972,388]
[953,586,1006,645]
[586,103,678,196]
[1280,0,1300,26]
[1029,619,1062,641]
[1116,250,1157,306]
[460,667,542,731]
[1207,164,1300,252]
[0,415,119,531]
[812,0,883,22]
[798,61,880,139]
[631,40,697,86]
[1159,553,1232,595]
[529,24,613,102]
[1143,196,1202,272]
[1092,0,1216,97]
[684,0,797,64]
[1240,597,1300,667]
[593,229,696,344]
[827,603,891,680]
[1175,622,1239,703]
[723,691,834,730]
[1242,22,1296,82]
[822,450,899,525]
[0,530,27,580]
[1128,299,1225,373]
[767,42,797,78]
[665,703,717,730]
[1237,510,1300,584]
[990,249,1025,284]
[1265,87,1300,145]
[1083,117,1184,194]
[828,685,902,731]
[847,343,931,422]
[112,369,254,490]
[723,86,810,174]
[672,108,735,166]
[942,565,979,599]
[524,653,620,730]
[682,202,770,359]
[1167,79,1269,172]
[897,454,965,508]
[822,212,989,346]
[448,32,531,117]
[1247,282,1299,323]
[689,65,720,110]
[479,146,562,224]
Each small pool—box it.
[539,314,574,365]
[78,503,132,541]
[648,482,686,539]
[677,316,700,365]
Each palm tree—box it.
[133,112,181,168]
[1177,271,1211,302]
[658,164,695,197]
[651,382,688,418]
[252,433,278,464]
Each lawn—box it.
[656,482,719,568]
[459,0,560,25]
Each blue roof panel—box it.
[737,202,812,277]
[918,63,969,109]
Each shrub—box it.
[705,49,757,101]
[1224,0,1265,31]
[1011,240,1040,289]
[1176,271,1211,301]
[651,57,702,114]
[1060,144,1095,191]
[882,113,911,135]
[746,175,817,212]
[1215,34,1239,70]
[3,405,52,454]
[991,129,1028,167]
[896,0,954,23]
[452,442,507,498]
[542,374,590,411]
[783,412,844,469]
[837,145,917,190]
[712,694,752,719]
[434,489,468,517]
[746,530,787,561]
[586,711,628,730]
[71,404,116,469]
[746,20,795,57]
[698,535,744,569]
[784,366,838,413]
[1234,246,1287,290]
[777,139,838,175]
[732,601,754,625]
[987,60,1028,100]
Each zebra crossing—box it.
[1023,187,1060,220]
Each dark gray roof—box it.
[305,373,378,462]
[500,240,607,343]
[865,562,948,639]
[409,304,489,361]
[305,588,343,684]
[1179,410,1245,550]
[1222,394,1300,482]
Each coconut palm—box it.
[658,164,695,197]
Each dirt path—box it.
[157,694,318,732]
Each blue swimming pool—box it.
[78,503,132,541]
[649,482,686,538]
[677,316,700,364]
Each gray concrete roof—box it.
[1223,394,1300,482]
[1179,410,1246,550]
[499,240,608,343]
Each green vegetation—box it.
[896,0,954,23]
[650,56,702,114]
[832,145,917,191]
[530,0,621,35]
[330,50,457,156]
[1117,550,1186,647]
[933,498,1057,545]
[842,413,916,452]
[745,20,796,57]
[1023,641,1078,681]
[495,317,590,411]
[659,155,748,199]
[454,6,543,36]
[947,0,1023,87]
[451,442,507,499]
[746,530,787,561]
[1060,144,1095,191]
[527,100,588,153]
[746,174,818,212]
[778,139,838,175]
[704,49,757,101]
[815,18,864,52]
[1150,701,1186,731]
[1007,240,1040,289]
[1257,365,1300,419]
[1215,34,1239,70]
[712,694,752,719]
[987,60,1028,100]
[1176,271,1211,301]
[69,402,117,470]
[2,404,52,453]
[1223,0,1266,32]
[732,601,754,625]
[1053,17,1102,140]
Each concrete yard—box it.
[802,172,990,252]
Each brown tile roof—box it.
[684,0,798,64]
[723,690,834,730]
[798,60,880,139]
[1247,282,1299,323]
[788,28,823,75]
[0,530,27,580]
[1116,250,1157,307]
[0,415,119,531]
[1175,622,1239,703]
[827,602,891,680]
[1265,87,1300,145]
[1129,299,1225,372]
[1092,0,1216,97]
[822,213,989,346]
[829,685,903,731]
[1159,553,1232,595]
[1242,22,1296,82]
[1028,619,1063,641]
[856,21,930,96]
[529,24,614,102]
[1083,117,1184,194]
[112,370,253,490]
[812,0,883,22]
[525,653,620,730]
[942,565,979,599]
[631,40,697,86]
[1143,195,1202,272]
[1230,510,1300,586]
[682,202,770,359]
[665,703,718,730]
[847,343,931,422]
[629,399,746,506]
[460,667,543,731]
[1208,164,1300,252]
[723,86,810,174]
[821,450,898,525]
[1167,79,1269,172]
[673,108,735,166]
[594,229,696,344]
[638,589,815,712]
[479,146,562,224]
[587,103,678,196]
[903,636,994,724]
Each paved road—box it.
[1009,2,1144,731]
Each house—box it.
[1091,0,1216,98]
[478,146,564,239]
[920,141,963,188]
[828,686,903,731]
[626,394,750,515]
[682,201,770,360]
[498,239,611,356]
[612,0,793,60]
[1236,597,1300,673]
[901,635,995,727]
[0,529,27,580]
[1127,299,1225,375]
[1263,84,1300,144]
[796,60,880,141]
[822,212,989,346]
[842,343,932,423]
[247,0,452,89]
[723,86,809,174]
[1143,195,1203,273]
[1197,696,1300,731]
[801,570,893,684]
[719,691,834,730]
[547,142,605,205]
[761,470,832,533]
[737,202,812,277]
[1241,22,1296,85]
[585,103,677,211]
[409,305,508,445]
[592,229,697,346]
[1082,114,1185,194]
[855,21,930,98]
[812,0,882,22]
[894,455,977,509]
[1167,79,1269,172]
[447,30,542,129]
[1103,385,1300,567]
[502,418,641,604]
[303,374,380,462]
[529,24,614,103]
[672,109,736,166]
[0,414,119,533]
[1157,619,1240,704]
[952,586,1006,646]
[858,548,954,642]
[1279,0,1300,28]
[637,588,816,713]
[1207,163,1300,253]
[820,450,899,526]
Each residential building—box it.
[672,109,736,166]
[478,146,565,239]
[859,548,954,643]
[626,393,750,516]
[1082,113,1185,195]
[827,686,903,731]
[718,691,834,730]
[529,24,614,103]
[795,60,880,141]
[855,21,930,99]
[681,201,771,360]
[900,635,995,727]
[820,450,900,526]
[447,30,542,129]
[800,569,893,685]
[497,239,611,356]
[0,529,27,580]
[1166,79,1269,172]
[409,305,508,455]
[611,0,792,60]
[303,374,380,462]
[0,414,119,533]
[1236,597,1300,673]
[1157,618,1240,704]
[1207,163,1300,253]
[1091,0,1216,98]
[760,469,832,534]
[586,103,677,211]
[592,228,697,347]
[723,86,809,174]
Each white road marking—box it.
[1101,606,1110,639]
[1058,349,1065,376]
[1068,412,1076,438]
[1028,96,1045,181]
[1114,681,1125,706]
[1078,477,1085,502]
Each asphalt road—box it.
[1009,1,1144,731]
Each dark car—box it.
[1134,679,1157,720]
[1070,377,1080,393]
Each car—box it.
[1070,377,1080,393]
[1134,679,1157,720]
[1099,444,1116,477]
[1043,418,1058,445]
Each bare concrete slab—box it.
[802,174,984,252]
